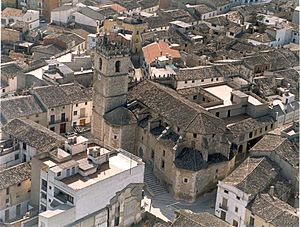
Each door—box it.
[60,123,66,133]
[79,119,86,126]
[220,210,226,220]
[5,209,9,222]
[16,204,21,217]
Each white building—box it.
[50,5,77,26]
[269,90,299,127]
[37,144,145,227]
[87,33,99,50]
[215,157,280,227]
[1,7,39,30]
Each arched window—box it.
[99,58,102,71]
[115,61,121,73]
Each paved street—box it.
[143,166,216,222]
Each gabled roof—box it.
[33,85,71,108]
[172,210,231,227]
[223,157,279,200]
[3,118,66,153]
[250,134,299,169]
[128,80,225,135]
[175,66,223,81]
[247,194,299,227]
[142,41,181,64]
[1,7,24,17]
[0,162,31,190]
[78,7,105,21]
[0,95,46,124]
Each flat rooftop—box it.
[60,153,139,190]
[205,84,233,109]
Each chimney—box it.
[269,185,275,196]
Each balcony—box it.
[54,193,68,203]
[49,118,69,125]
[219,203,228,211]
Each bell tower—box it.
[92,33,131,142]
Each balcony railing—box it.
[54,193,68,203]
[49,118,69,125]
[219,203,228,211]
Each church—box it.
[92,33,236,202]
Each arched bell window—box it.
[115,61,121,73]
[99,58,102,71]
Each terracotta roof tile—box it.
[142,41,181,65]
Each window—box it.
[115,61,121,73]
[114,135,117,140]
[183,178,188,183]
[249,216,255,227]
[66,169,70,176]
[233,219,238,227]
[36,114,39,117]
[2,89,5,93]
[216,77,219,81]
[216,112,220,117]
[235,207,238,212]
[260,128,263,134]
[177,127,180,132]
[151,149,155,159]
[224,190,229,194]
[74,111,77,116]
[99,58,102,70]
[6,187,9,195]
[192,80,195,83]
[211,78,213,82]
[236,196,240,200]
[265,125,268,131]
[193,95,197,100]
[201,79,204,82]
[216,169,218,173]
[57,172,61,177]
[41,179,47,191]
[76,104,78,107]
[61,113,66,122]
[249,132,253,138]
[161,160,165,170]
[15,154,19,160]
[41,192,47,199]
[85,102,87,105]
[184,81,187,84]
[193,133,197,138]
[162,150,166,157]
[50,115,55,124]
[6,198,9,204]
[227,110,231,118]
[23,143,27,150]
[271,124,273,129]
[49,186,52,190]
[50,127,55,132]
[73,122,76,127]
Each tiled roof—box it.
[0,162,31,190]
[250,135,299,169]
[142,41,181,64]
[223,157,279,200]
[128,80,226,135]
[247,194,299,227]
[172,210,231,227]
[227,115,274,138]
[0,95,46,124]
[1,7,24,17]
[2,118,66,153]
[104,107,137,126]
[175,66,223,81]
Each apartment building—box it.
[35,143,144,227]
